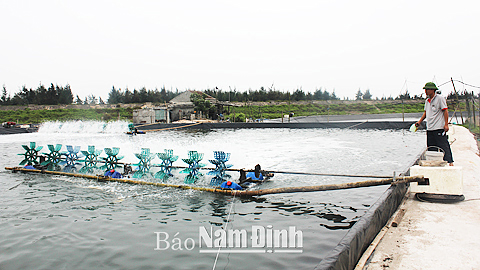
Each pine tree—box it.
[363,89,372,100]
[107,86,122,104]
[88,95,97,105]
[1,84,9,104]
[355,89,363,100]
[56,84,74,104]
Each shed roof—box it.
[169,90,216,104]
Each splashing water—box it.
[38,120,131,134]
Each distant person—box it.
[415,82,454,166]
[246,164,264,180]
[123,164,133,176]
[238,164,272,188]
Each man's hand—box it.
[443,109,449,132]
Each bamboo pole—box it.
[233,175,424,196]
[451,77,464,124]
[472,91,476,128]
[466,92,471,130]
[5,167,424,197]
[253,170,390,179]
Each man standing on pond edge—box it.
[415,82,454,166]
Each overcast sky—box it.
[1,0,479,100]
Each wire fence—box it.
[450,91,479,133]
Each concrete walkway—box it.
[365,125,480,270]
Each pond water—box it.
[0,121,425,269]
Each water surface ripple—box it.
[0,124,424,269]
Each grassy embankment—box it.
[224,101,426,121]
[0,107,135,124]
[0,100,467,123]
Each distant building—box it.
[132,106,169,124]
[168,90,217,122]
[132,90,218,124]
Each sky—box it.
[1,0,479,100]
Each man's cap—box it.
[423,82,438,90]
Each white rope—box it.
[345,120,368,129]
[212,190,237,270]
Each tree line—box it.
[203,87,341,102]
[2,83,476,106]
[106,86,179,104]
[1,84,73,105]
[107,86,343,104]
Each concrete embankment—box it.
[364,125,480,269]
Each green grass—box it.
[0,108,134,123]
[0,100,463,123]
[225,102,426,121]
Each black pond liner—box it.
[314,179,407,270]
[314,150,424,270]
[0,126,35,135]
[136,121,420,131]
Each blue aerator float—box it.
[18,142,43,166]
[42,144,63,171]
[180,151,206,184]
[155,149,178,181]
[61,145,82,172]
[100,147,124,171]
[132,148,156,178]
[208,151,233,186]
[14,142,272,190]
[79,145,103,174]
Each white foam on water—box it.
[38,120,130,134]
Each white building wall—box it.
[133,108,155,124]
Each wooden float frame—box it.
[5,167,425,197]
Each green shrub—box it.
[224,112,246,122]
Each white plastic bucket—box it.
[425,151,444,161]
